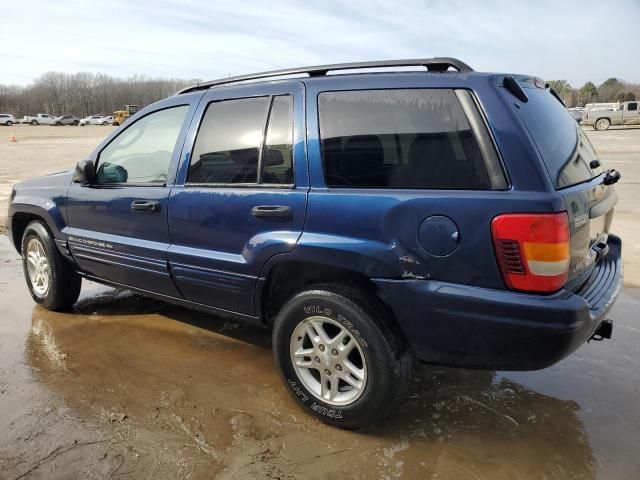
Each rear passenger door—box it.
[167,82,307,316]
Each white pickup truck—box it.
[21,113,57,125]
[582,101,640,130]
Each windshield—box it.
[516,84,603,189]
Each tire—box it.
[73,120,79,126]
[273,284,412,429]
[594,118,610,131]
[21,221,82,311]
[30,120,38,126]
[102,121,108,126]
[6,121,12,126]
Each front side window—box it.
[628,102,638,111]
[318,89,501,189]
[188,95,294,185]
[96,105,188,184]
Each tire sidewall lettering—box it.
[301,304,369,349]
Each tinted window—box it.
[189,97,270,184]
[628,102,638,111]
[97,105,188,184]
[262,95,293,184]
[318,89,495,189]
[516,86,601,189]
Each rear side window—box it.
[188,95,293,185]
[189,97,269,184]
[628,102,638,111]
[516,86,601,189]
[262,96,293,184]
[318,89,505,189]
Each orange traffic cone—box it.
[9,131,17,142]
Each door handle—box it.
[250,205,293,222]
[131,200,161,212]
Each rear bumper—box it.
[374,235,623,370]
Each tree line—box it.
[0,72,199,118]
[1,71,638,117]
[547,78,638,107]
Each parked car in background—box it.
[583,101,640,130]
[567,107,584,123]
[22,114,57,125]
[7,58,623,429]
[80,115,106,126]
[0,114,18,126]
[101,115,113,125]
[54,115,81,126]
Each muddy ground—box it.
[0,124,640,479]
[1,236,640,479]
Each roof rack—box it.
[177,57,473,94]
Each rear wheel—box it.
[30,120,38,126]
[273,285,412,429]
[594,118,610,131]
[21,221,82,311]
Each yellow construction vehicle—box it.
[112,105,139,126]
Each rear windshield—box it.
[516,85,602,189]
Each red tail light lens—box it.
[491,213,570,293]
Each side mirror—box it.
[263,149,284,167]
[73,158,96,184]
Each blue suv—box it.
[7,58,623,428]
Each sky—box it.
[1,0,639,87]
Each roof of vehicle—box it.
[176,57,480,95]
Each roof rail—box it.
[177,57,473,94]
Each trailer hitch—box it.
[589,319,613,342]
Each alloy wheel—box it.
[26,238,50,296]
[290,316,367,406]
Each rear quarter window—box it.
[318,89,505,190]
[516,87,601,189]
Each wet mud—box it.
[1,236,639,479]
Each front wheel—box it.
[73,120,79,126]
[21,221,82,310]
[30,120,38,126]
[594,118,610,131]
[102,121,108,126]
[273,285,412,429]
[6,121,12,126]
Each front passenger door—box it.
[66,102,195,296]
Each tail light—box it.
[491,213,570,293]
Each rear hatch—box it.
[515,79,617,290]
